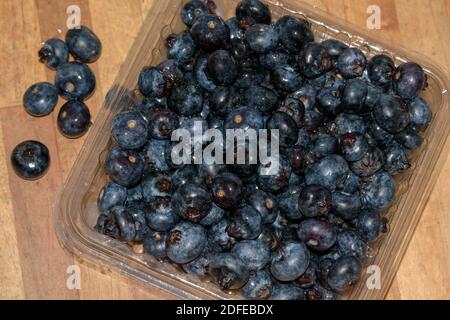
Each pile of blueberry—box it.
[11,26,101,180]
[96,0,432,300]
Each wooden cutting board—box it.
[0,0,449,299]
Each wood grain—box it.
[0,0,448,300]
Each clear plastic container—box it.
[54,0,450,299]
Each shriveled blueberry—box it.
[373,94,410,133]
[395,127,423,150]
[298,219,336,252]
[207,49,237,86]
[356,210,387,242]
[166,31,197,65]
[271,64,303,93]
[243,85,278,114]
[168,82,204,116]
[327,256,362,292]
[38,38,69,70]
[191,15,230,52]
[236,0,271,25]
[98,182,127,215]
[350,146,384,177]
[367,54,395,87]
[270,241,310,282]
[11,140,50,180]
[298,42,332,79]
[232,240,270,271]
[241,270,272,300]
[105,147,144,187]
[360,171,396,210]
[171,183,212,223]
[144,230,167,259]
[111,111,148,150]
[181,0,208,27]
[383,142,411,175]
[166,221,207,264]
[23,82,58,117]
[212,172,243,209]
[55,62,96,101]
[276,16,314,53]
[209,253,250,290]
[332,191,361,221]
[245,24,279,53]
[337,47,366,79]
[66,25,102,63]
[227,205,263,240]
[298,184,332,218]
[392,62,426,99]
[305,155,349,191]
[57,100,91,138]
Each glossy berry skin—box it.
[270,241,310,282]
[191,15,230,52]
[392,62,426,99]
[146,197,180,232]
[356,210,387,242]
[38,38,69,70]
[212,173,243,209]
[66,26,102,63]
[271,65,303,93]
[55,62,96,101]
[360,171,396,210]
[138,67,166,98]
[166,222,207,264]
[305,155,349,191]
[227,205,263,240]
[241,270,272,300]
[341,79,367,113]
[209,253,250,290]
[105,147,144,187]
[408,97,432,130]
[224,106,264,131]
[236,0,271,25]
[209,86,241,117]
[208,218,237,251]
[168,83,204,116]
[143,230,167,259]
[276,16,314,53]
[57,100,91,138]
[207,50,238,86]
[243,85,278,114]
[383,143,411,175]
[289,84,317,111]
[248,190,279,224]
[23,82,58,117]
[200,203,226,227]
[337,47,367,79]
[257,156,292,194]
[367,54,395,87]
[97,181,127,215]
[327,256,362,292]
[171,183,212,223]
[266,111,298,147]
[395,127,423,150]
[322,39,348,62]
[350,146,384,177]
[270,283,304,300]
[297,219,336,252]
[373,94,410,133]
[11,140,50,180]
[332,191,361,221]
[298,184,332,218]
[298,42,332,79]
[339,133,369,162]
[148,108,179,140]
[166,31,197,65]
[111,111,148,150]
[232,240,270,271]
[181,0,208,27]
[245,24,279,53]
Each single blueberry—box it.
[232,240,270,271]
[191,15,230,52]
[245,24,279,53]
[360,171,396,210]
[97,181,127,215]
[166,221,207,264]
[23,82,58,117]
[270,240,310,282]
[181,0,208,27]
[209,253,250,290]
[111,111,148,150]
[55,62,96,101]
[297,218,337,252]
[241,270,272,300]
[11,140,50,180]
[166,31,197,65]
[276,15,314,53]
[392,62,426,99]
[337,47,367,79]
[66,25,102,63]
[57,100,91,138]
[105,147,144,187]
[38,38,69,70]
[138,67,166,98]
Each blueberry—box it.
[270,283,305,300]
[38,38,69,70]
[298,42,332,78]
[138,67,166,98]
[383,142,411,175]
[298,184,332,218]
[333,113,367,135]
[200,203,226,227]
[332,191,361,221]
[236,0,271,25]
[148,108,179,140]
[392,62,426,99]
[209,86,241,117]
[367,54,395,87]
[157,59,185,89]
[317,84,343,116]
[209,253,250,290]
[141,173,172,200]
[182,251,211,276]
[266,111,298,147]
[271,64,303,93]
[362,83,383,113]
[181,0,208,27]
[311,133,339,157]
[327,256,362,292]
[297,218,337,252]
[142,139,171,173]
[270,241,310,282]
[57,100,91,138]
[259,49,291,70]
[350,146,384,177]
[98,182,127,215]
[341,79,367,113]
[172,166,199,190]
[339,133,369,162]
[337,47,367,79]
[395,127,423,150]
[166,31,197,65]
[23,82,58,117]
[340,170,360,194]
[289,84,317,111]
[105,147,144,187]
[305,155,349,191]
[146,197,179,232]
[278,186,302,220]
[95,212,120,239]
[191,15,230,52]
[66,26,102,63]
[111,111,148,150]
[166,221,207,264]
[55,62,96,101]
[212,172,243,209]
[227,205,263,240]
[276,16,314,53]
[360,171,395,210]
[208,218,236,251]
[194,54,217,92]
[257,156,292,194]
[224,106,264,131]
[245,24,279,53]
[367,115,394,147]
[408,97,432,130]
[356,210,387,242]
[168,82,204,116]
[106,205,137,241]
[278,97,305,127]
[242,85,278,114]
[207,50,238,86]
[248,190,279,224]
[144,230,167,259]
[322,39,348,62]
[171,183,212,223]
[373,94,410,133]
[11,140,50,180]
[232,240,270,271]
[241,270,272,300]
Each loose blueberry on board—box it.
[105,147,144,187]
[57,100,91,138]
[66,25,102,63]
[55,62,96,101]
[11,140,50,180]
[166,221,207,264]
[23,82,58,117]
[38,38,69,70]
